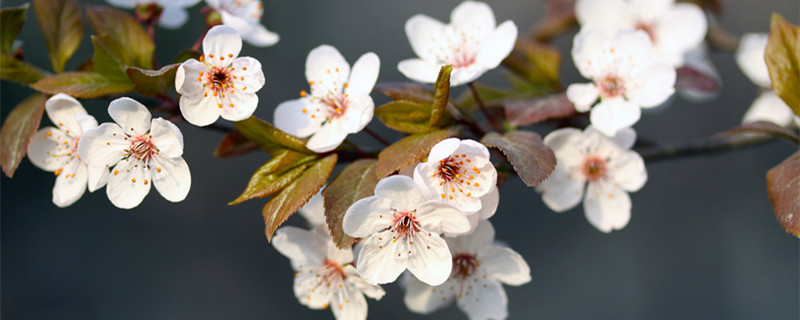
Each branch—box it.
[636,134,778,163]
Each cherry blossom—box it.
[536,127,647,233]
[575,0,707,67]
[398,1,518,86]
[26,94,109,207]
[404,221,530,320]
[274,45,380,153]
[175,25,265,127]
[272,226,385,320]
[299,189,326,228]
[78,98,191,209]
[105,0,201,29]
[204,0,279,47]
[736,33,800,128]
[567,28,676,136]
[342,176,472,286]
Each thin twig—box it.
[636,134,778,163]
[468,82,503,133]
[363,127,391,146]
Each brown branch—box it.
[636,134,778,163]
[468,82,503,133]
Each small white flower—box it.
[299,189,326,228]
[575,0,707,67]
[274,45,380,153]
[736,33,800,127]
[175,25,265,127]
[404,221,531,320]
[567,28,676,136]
[204,0,279,47]
[536,126,647,233]
[78,98,191,209]
[342,175,472,286]
[398,1,518,86]
[26,94,109,207]
[106,0,202,29]
[272,226,385,320]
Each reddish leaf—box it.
[766,14,800,116]
[481,130,556,187]
[229,150,318,205]
[126,64,179,97]
[676,65,720,93]
[31,71,133,99]
[86,6,154,70]
[766,151,800,237]
[234,116,312,156]
[34,0,84,73]
[323,159,379,248]
[0,54,45,84]
[721,121,800,144]
[376,127,460,178]
[504,93,575,127]
[0,94,46,178]
[214,129,259,158]
[374,82,434,103]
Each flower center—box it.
[582,156,607,182]
[322,95,348,119]
[450,51,476,69]
[434,154,483,200]
[390,209,420,239]
[452,253,479,280]
[126,135,159,162]
[598,75,625,98]
[634,21,657,43]
[206,66,234,97]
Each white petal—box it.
[404,275,455,314]
[575,0,629,35]
[272,226,326,266]
[219,9,279,47]
[449,66,487,87]
[175,59,207,97]
[105,0,136,8]
[416,201,472,235]
[583,182,631,232]
[307,119,348,153]
[477,187,499,220]
[566,83,599,112]
[108,97,152,135]
[27,127,70,171]
[299,190,326,227]
[538,170,585,212]
[77,123,127,169]
[202,25,242,67]
[447,219,495,254]
[75,114,98,134]
[478,245,531,286]
[652,3,707,67]
[610,29,653,64]
[231,56,266,92]
[293,267,334,309]
[405,14,446,62]
[450,1,496,33]
[219,92,259,122]
[608,151,647,192]
[742,92,797,127]
[179,93,221,127]
[475,20,518,70]
[158,6,189,29]
[426,138,461,162]
[274,98,323,138]
[542,127,584,167]
[346,52,380,97]
[628,0,674,21]
[398,59,441,84]
[331,280,368,320]
[406,232,452,286]
[627,63,676,108]
[239,23,280,47]
[339,95,374,134]
[457,276,508,320]
[606,126,637,150]
[342,265,385,300]
[571,27,611,79]
[373,175,426,211]
[356,234,408,284]
[157,0,201,7]
[52,161,87,207]
[736,33,771,88]
[150,155,191,202]
[106,159,152,209]
[305,45,350,92]
[342,195,393,238]
[87,164,109,192]
[589,98,641,136]
[149,118,184,158]
[45,93,88,137]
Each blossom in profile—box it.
[575,0,707,67]
[536,127,647,233]
[404,221,530,320]
[27,94,109,207]
[736,33,800,127]
[78,98,191,209]
[272,226,385,320]
[204,0,279,47]
[106,0,202,29]
[176,25,265,127]
[398,1,518,86]
[342,176,471,286]
[567,28,675,136]
[274,45,380,153]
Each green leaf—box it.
[0,54,45,84]
[481,130,556,187]
[262,154,337,241]
[766,14,800,116]
[31,71,134,98]
[230,150,318,205]
[721,121,800,145]
[86,5,154,70]
[214,129,259,158]
[0,4,28,55]
[323,159,379,248]
[430,65,455,127]
[374,82,435,103]
[0,94,46,178]
[375,100,433,134]
[766,151,800,238]
[234,116,313,156]
[126,64,179,97]
[34,0,83,73]
[376,126,461,178]
[90,36,128,79]
[504,93,575,127]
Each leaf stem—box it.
[468,82,504,133]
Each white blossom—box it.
[105,0,201,29]
[342,175,471,286]
[274,45,380,153]
[398,1,518,86]
[176,25,265,127]
[404,221,530,320]
[575,0,707,67]
[204,0,279,47]
[272,226,385,320]
[26,94,109,207]
[299,189,326,228]
[78,98,191,209]
[567,28,676,136]
[536,127,647,233]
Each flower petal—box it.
[27,127,70,171]
[106,158,152,209]
[571,27,611,79]
[589,98,641,136]
[356,233,408,284]
[477,186,499,220]
[374,175,426,213]
[450,1,496,34]
[52,161,87,207]
[202,25,242,67]
[478,244,531,286]
[398,58,440,84]
[426,138,461,162]
[342,195,393,238]
[653,3,707,67]
[404,275,454,314]
[446,219,495,254]
[175,59,207,97]
[405,14,446,62]
[179,93,221,127]
[406,232,452,286]
[346,52,380,97]
[742,92,797,127]
[77,123,127,169]
[342,265,385,300]
[158,6,189,29]
[231,56,266,92]
[566,83,599,112]
[475,20,518,70]
[87,164,109,192]
[736,33,771,88]
[108,97,152,135]
[627,63,676,108]
[331,280,368,320]
[538,167,585,213]
[325,238,355,266]
[219,91,259,122]
[293,266,333,309]
[417,201,472,235]
[542,127,585,167]
[274,98,322,138]
[339,95,374,134]
[299,190,326,227]
[75,114,98,134]
[45,93,88,137]
[457,275,508,320]
[584,182,631,232]
[307,119,348,153]
[575,0,629,35]
[150,155,191,203]
[149,118,184,158]
[239,23,280,47]
[272,226,326,267]
[608,151,647,192]
[305,45,349,93]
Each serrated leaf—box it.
[766,14,800,116]
[0,54,45,84]
[482,130,556,187]
[374,82,434,103]
[31,72,133,98]
[234,116,312,156]
[504,93,575,127]
[34,0,83,73]
[375,100,433,134]
[0,4,28,55]
[263,154,337,241]
[0,94,46,178]
[214,129,259,158]
[721,121,800,144]
[430,65,456,127]
[766,151,800,237]
[376,126,461,177]
[86,5,154,70]
[126,64,179,97]
[323,159,379,248]
[230,150,318,205]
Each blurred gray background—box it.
[1,0,798,319]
